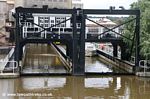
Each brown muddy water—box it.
[22,44,68,74]
[22,44,125,74]
[0,76,150,99]
[0,44,150,99]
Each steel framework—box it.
[15,7,140,75]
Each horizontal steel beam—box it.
[16,7,140,16]
[83,9,140,15]
[85,38,123,43]
[21,39,70,45]
[16,7,74,14]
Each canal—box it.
[0,76,150,99]
[22,44,69,74]
[22,44,126,74]
[0,44,150,98]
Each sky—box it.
[82,0,138,9]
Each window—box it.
[77,23,81,28]
[53,0,57,2]
[61,24,66,27]
[59,0,63,2]
[55,17,66,27]
[45,24,49,27]
[50,24,54,27]
[51,20,54,23]
[45,20,49,23]
[88,28,99,34]
[38,17,50,28]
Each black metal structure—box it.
[15,7,140,75]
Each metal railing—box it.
[52,44,72,72]
[0,61,18,74]
[131,56,135,64]
[22,27,72,39]
[86,33,121,40]
[96,44,113,56]
[22,27,122,40]
[139,60,150,74]
[0,47,15,71]
[21,46,27,71]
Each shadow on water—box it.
[0,76,150,99]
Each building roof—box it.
[0,0,14,4]
[86,18,117,27]
[7,0,14,4]
[0,0,6,2]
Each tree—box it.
[123,0,150,60]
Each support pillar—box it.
[72,9,79,75]
[19,43,24,60]
[112,43,118,57]
[135,11,140,70]
[15,10,20,67]
[66,41,72,59]
[72,9,85,75]
[78,12,85,75]
[120,44,126,60]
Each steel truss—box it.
[15,7,140,75]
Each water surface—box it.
[0,76,150,99]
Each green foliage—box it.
[123,0,150,59]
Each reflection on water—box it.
[85,57,124,73]
[23,44,67,74]
[22,78,66,90]
[85,78,113,89]
[85,57,112,73]
[23,44,126,74]
[0,76,150,99]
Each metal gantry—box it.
[14,7,140,75]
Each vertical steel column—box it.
[66,41,73,59]
[78,11,85,75]
[19,43,24,60]
[112,43,118,57]
[120,44,126,60]
[66,43,70,57]
[15,10,20,67]
[72,9,79,75]
[135,10,140,69]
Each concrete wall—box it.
[0,1,7,27]
[97,52,134,73]
[0,1,14,27]
[15,0,72,9]
[72,0,83,9]
[14,0,24,7]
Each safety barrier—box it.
[96,50,134,73]
[21,46,27,71]
[0,47,14,71]
[139,60,150,72]
[52,43,72,72]
[0,61,18,74]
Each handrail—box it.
[139,60,150,69]
[97,46,113,56]
[139,60,150,75]
[131,56,135,64]
[52,44,72,71]
[0,47,15,71]
[21,46,27,71]
[0,61,18,74]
